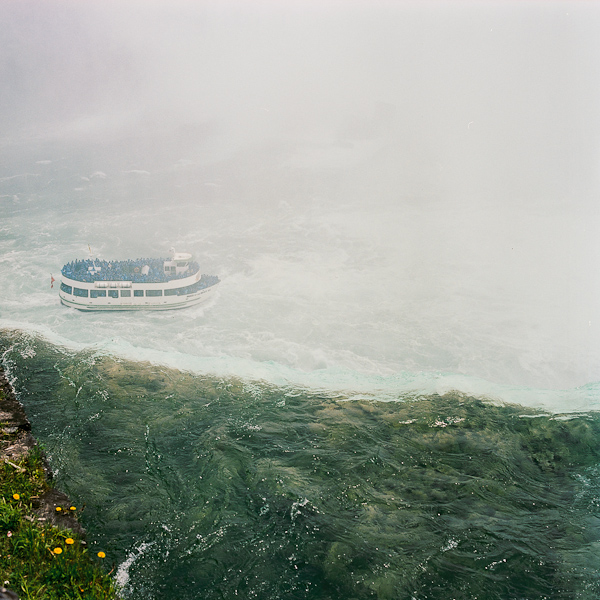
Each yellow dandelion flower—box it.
[69,506,76,511]
[53,547,62,555]
[65,538,75,545]
[97,551,106,559]
[12,494,20,500]
[55,507,62,512]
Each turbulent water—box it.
[3,333,600,600]
[2,5,600,594]
[1,144,600,599]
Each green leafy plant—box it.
[0,428,119,599]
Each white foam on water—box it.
[2,318,599,414]
[115,541,155,590]
[2,123,600,416]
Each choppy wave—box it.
[3,329,600,599]
[1,324,598,415]
[2,146,600,398]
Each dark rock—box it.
[33,488,85,535]
[0,368,85,536]
[0,375,30,432]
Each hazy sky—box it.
[2,0,600,200]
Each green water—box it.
[2,330,600,599]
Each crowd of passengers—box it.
[61,258,201,283]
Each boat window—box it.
[73,288,89,297]
[164,281,204,296]
[60,283,72,294]
[121,290,131,297]
[134,290,144,297]
[146,290,163,297]
[108,290,119,298]
[90,290,107,298]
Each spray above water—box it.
[2,4,600,597]
[1,2,600,400]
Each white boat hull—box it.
[59,284,217,311]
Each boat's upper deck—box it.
[61,257,200,284]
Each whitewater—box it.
[1,137,599,413]
[2,3,600,598]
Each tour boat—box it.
[58,249,219,311]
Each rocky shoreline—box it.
[0,367,83,535]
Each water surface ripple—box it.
[2,331,600,599]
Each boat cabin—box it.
[163,250,192,277]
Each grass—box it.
[0,426,119,599]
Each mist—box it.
[2,0,600,393]
[4,1,600,187]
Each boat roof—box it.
[171,252,192,261]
